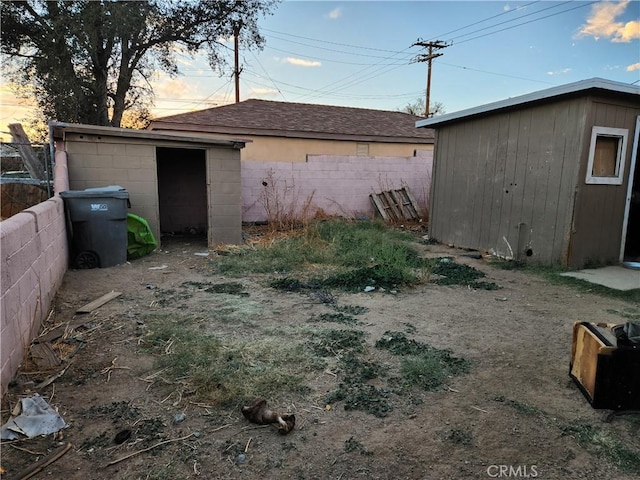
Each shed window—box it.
[585,126,628,185]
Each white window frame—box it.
[585,126,628,185]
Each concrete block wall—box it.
[0,196,68,397]
[1,148,70,397]
[64,134,160,242]
[241,153,433,223]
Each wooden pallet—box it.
[369,187,422,222]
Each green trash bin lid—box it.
[127,213,157,259]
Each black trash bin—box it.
[60,186,130,269]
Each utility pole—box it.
[411,40,449,117]
[233,23,241,103]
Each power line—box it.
[248,51,287,101]
[438,62,557,85]
[452,1,597,45]
[425,0,543,42]
[262,28,404,54]
[439,1,571,43]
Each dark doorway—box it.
[623,136,640,263]
[156,147,207,237]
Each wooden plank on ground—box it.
[76,291,122,313]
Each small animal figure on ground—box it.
[241,398,295,434]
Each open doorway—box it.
[156,147,207,241]
[622,118,640,264]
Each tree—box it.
[0,0,278,127]
[398,97,445,117]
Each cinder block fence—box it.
[0,150,69,397]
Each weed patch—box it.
[325,382,393,418]
[376,331,470,391]
[216,219,426,291]
[310,312,363,326]
[307,329,367,357]
[324,352,392,417]
[561,423,640,473]
[427,258,500,290]
[344,436,373,455]
[143,313,323,405]
[446,428,473,446]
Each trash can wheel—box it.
[75,251,99,269]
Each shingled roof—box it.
[150,99,434,144]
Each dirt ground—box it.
[2,231,639,480]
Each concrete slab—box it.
[561,265,640,291]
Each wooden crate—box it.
[570,322,640,410]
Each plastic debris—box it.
[364,286,375,292]
[0,394,67,440]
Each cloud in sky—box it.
[576,0,640,43]
[627,62,640,72]
[547,68,572,76]
[248,87,279,97]
[284,57,321,67]
[325,7,342,20]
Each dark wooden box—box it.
[569,322,640,410]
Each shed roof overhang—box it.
[416,78,640,129]
[49,122,248,149]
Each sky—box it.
[1,0,639,138]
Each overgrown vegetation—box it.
[308,326,471,417]
[217,219,424,290]
[142,313,323,405]
[217,219,501,292]
[426,258,500,290]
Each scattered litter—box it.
[461,252,482,259]
[236,453,247,464]
[148,265,168,270]
[194,252,209,257]
[364,286,375,292]
[495,297,508,302]
[173,412,186,424]
[1,394,67,440]
[76,291,122,313]
[145,284,156,289]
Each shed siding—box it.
[569,99,640,266]
[429,97,587,263]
